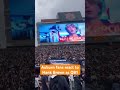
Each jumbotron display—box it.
[38,22,85,43]
[10,16,34,40]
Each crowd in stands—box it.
[86,44,120,90]
[35,44,85,90]
[0,47,34,90]
[0,43,120,90]
[35,44,85,65]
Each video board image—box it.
[10,15,35,40]
[38,23,85,43]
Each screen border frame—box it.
[36,21,85,46]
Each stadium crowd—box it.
[86,44,120,90]
[35,44,85,65]
[0,47,34,90]
[0,43,120,90]
[35,44,85,90]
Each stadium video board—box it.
[10,15,34,40]
[6,0,35,46]
[37,22,85,45]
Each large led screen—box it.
[10,15,35,40]
[38,22,85,43]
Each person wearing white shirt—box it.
[35,77,40,90]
